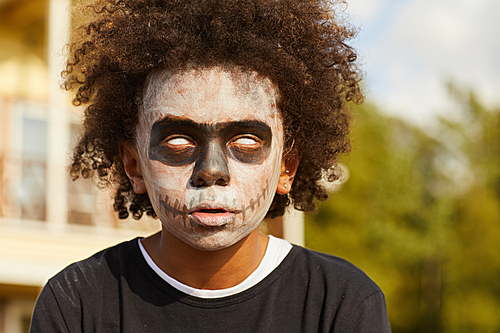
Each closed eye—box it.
[229,135,261,148]
[163,136,195,148]
[233,136,259,145]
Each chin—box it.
[182,230,250,252]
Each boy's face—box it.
[133,68,284,251]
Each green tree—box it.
[306,101,450,332]
[305,91,500,332]
[438,86,500,332]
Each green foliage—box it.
[305,89,500,332]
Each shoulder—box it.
[291,245,381,295]
[49,237,139,291]
[284,246,391,331]
[30,238,141,331]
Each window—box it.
[18,117,47,221]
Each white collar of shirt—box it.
[138,235,292,299]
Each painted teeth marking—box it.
[159,178,271,224]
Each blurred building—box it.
[0,1,160,331]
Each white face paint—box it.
[135,67,284,251]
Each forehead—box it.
[140,67,280,125]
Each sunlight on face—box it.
[135,67,284,250]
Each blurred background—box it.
[0,0,498,332]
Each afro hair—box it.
[65,0,362,220]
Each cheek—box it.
[143,161,194,207]
[227,142,282,201]
[229,161,273,191]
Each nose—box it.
[190,142,230,187]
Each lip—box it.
[188,203,235,227]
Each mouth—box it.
[189,207,235,227]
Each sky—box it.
[343,0,500,126]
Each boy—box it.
[31,0,391,331]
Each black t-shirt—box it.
[30,238,391,332]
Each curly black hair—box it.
[65,0,362,220]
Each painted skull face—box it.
[134,67,284,251]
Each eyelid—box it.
[230,134,261,145]
[163,135,195,146]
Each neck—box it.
[142,227,269,290]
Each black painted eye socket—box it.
[227,134,267,164]
[150,135,197,165]
[149,118,272,166]
[161,136,196,161]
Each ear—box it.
[276,149,300,195]
[118,140,147,194]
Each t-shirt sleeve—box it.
[340,291,391,333]
[30,284,69,333]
